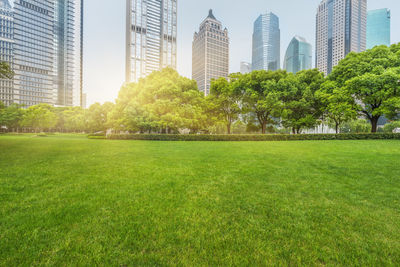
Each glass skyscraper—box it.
[316,0,367,75]
[252,12,280,71]
[0,0,84,107]
[367,8,390,49]
[126,0,177,83]
[0,0,14,106]
[284,36,312,74]
[13,0,55,106]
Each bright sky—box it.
[84,0,400,105]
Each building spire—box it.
[208,9,216,20]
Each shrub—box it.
[104,133,400,142]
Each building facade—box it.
[284,36,312,74]
[240,62,251,74]
[0,0,14,106]
[0,0,84,107]
[316,0,367,75]
[192,9,229,96]
[125,0,177,83]
[252,12,280,71]
[367,8,390,49]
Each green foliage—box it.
[383,121,400,133]
[86,102,114,133]
[209,77,242,134]
[236,70,285,134]
[0,62,14,79]
[317,81,357,133]
[110,68,207,134]
[21,104,57,132]
[329,44,400,132]
[280,69,325,134]
[340,119,371,133]
[106,133,400,141]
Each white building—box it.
[125,0,177,83]
[192,9,229,96]
[316,0,367,75]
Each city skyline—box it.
[2,0,400,106]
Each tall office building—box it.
[192,9,229,96]
[240,62,251,74]
[125,0,177,83]
[252,12,280,71]
[13,0,55,106]
[316,0,367,75]
[54,0,84,107]
[284,36,312,74]
[367,8,390,49]
[0,0,84,107]
[0,0,14,106]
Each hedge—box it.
[89,133,400,141]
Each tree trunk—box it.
[292,128,296,135]
[370,116,379,133]
[335,123,339,134]
[227,123,231,135]
[261,123,267,134]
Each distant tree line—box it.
[1,44,400,134]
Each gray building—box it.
[54,0,84,107]
[284,36,312,74]
[316,0,367,75]
[0,0,84,107]
[240,62,251,74]
[252,12,280,71]
[367,8,391,49]
[192,9,229,96]
[125,0,177,83]
[0,0,13,106]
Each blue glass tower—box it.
[0,0,14,106]
[284,36,312,74]
[367,9,391,49]
[252,12,280,71]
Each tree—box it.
[317,81,357,133]
[209,77,241,134]
[329,44,400,132]
[110,68,206,134]
[86,102,114,133]
[0,62,14,79]
[63,107,86,132]
[280,69,325,134]
[21,104,57,132]
[237,70,286,134]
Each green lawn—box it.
[1,135,400,266]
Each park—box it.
[0,134,400,265]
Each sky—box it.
[84,0,400,105]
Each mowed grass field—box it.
[0,135,400,266]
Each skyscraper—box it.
[54,0,84,107]
[192,9,229,96]
[13,0,55,107]
[252,12,280,71]
[0,0,14,106]
[284,36,312,74]
[367,8,391,49]
[316,0,367,75]
[125,0,177,83]
[240,62,251,74]
[0,0,84,107]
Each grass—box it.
[0,134,400,266]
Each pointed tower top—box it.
[207,9,216,20]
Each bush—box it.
[383,121,400,133]
[104,133,400,142]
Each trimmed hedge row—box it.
[91,133,400,141]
